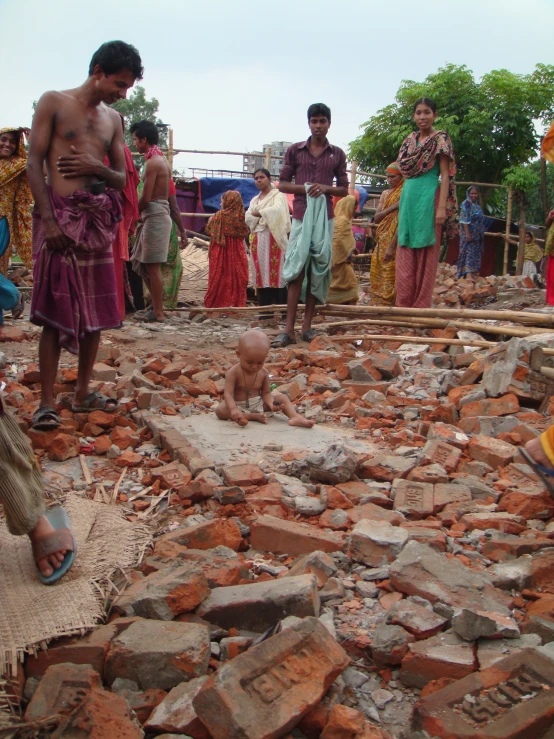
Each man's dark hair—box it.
[89,41,143,80]
[253,167,271,179]
[130,120,159,145]
[307,103,331,123]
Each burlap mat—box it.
[0,495,151,674]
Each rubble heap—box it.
[2,315,554,738]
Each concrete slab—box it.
[144,411,375,466]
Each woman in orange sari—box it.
[204,191,250,308]
[369,163,404,306]
[0,127,33,273]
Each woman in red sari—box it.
[204,191,250,308]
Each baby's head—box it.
[237,330,270,373]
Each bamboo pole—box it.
[180,212,212,218]
[349,161,358,196]
[503,187,513,275]
[457,181,507,190]
[516,198,526,276]
[168,128,174,174]
[319,315,552,337]
[264,146,271,172]
[317,303,554,327]
[331,334,497,349]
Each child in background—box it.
[216,330,314,427]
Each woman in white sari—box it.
[245,167,290,316]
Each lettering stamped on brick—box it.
[414,650,554,737]
[453,667,548,727]
[242,644,316,704]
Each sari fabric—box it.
[397,130,458,241]
[370,181,404,306]
[205,191,249,308]
[0,128,33,272]
[457,188,486,277]
[206,191,250,247]
[328,195,359,304]
[162,223,183,309]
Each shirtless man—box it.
[27,41,143,431]
[130,120,172,322]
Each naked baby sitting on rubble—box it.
[216,329,314,428]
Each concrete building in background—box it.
[243,141,292,178]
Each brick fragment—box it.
[223,463,266,487]
[144,675,210,737]
[197,574,320,632]
[401,631,477,688]
[105,620,210,690]
[112,564,210,620]
[412,648,554,738]
[251,515,345,555]
[51,688,143,739]
[468,434,517,468]
[157,518,242,551]
[348,520,408,567]
[193,617,349,739]
[24,663,101,721]
[392,480,434,519]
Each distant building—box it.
[243,141,292,178]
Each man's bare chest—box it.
[54,103,114,153]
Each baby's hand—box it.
[231,408,247,425]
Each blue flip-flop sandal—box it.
[32,506,77,585]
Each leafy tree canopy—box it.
[112,86,168,149]
[350,64,554,203]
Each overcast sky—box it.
[2,0,554,175]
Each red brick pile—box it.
[2,327,554,738]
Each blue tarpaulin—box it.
[200,178,259,212]
[199,177,369,215]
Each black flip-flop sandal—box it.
[32,406,61,431]
[71,391,119,414]
[271,332,297,348]
[300,329,318,342]
[520,448,554,498]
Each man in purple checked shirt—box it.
[274,103,348,347]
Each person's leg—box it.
[145,263,164,320]
[127,261,145,311]
[284,269,304,338]
[272,392,314,428]
[74,331,102,406]
[0,408,69,578]
[38,326,62,409]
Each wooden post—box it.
[349,161,358,196]
[516,196,526,276]
[168,128,174,174]
[541,144,549,221]
[264,146,271,173]
[503,187,513,275]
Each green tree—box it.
[350,64,554,203]
[112,86,168,150]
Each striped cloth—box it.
[0,402,45,536]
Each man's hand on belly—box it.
[43,217,73,251]
[57,146,101,179]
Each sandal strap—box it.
[33,406,59,420]
[32,529,74,564]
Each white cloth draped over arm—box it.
[256,189,291,252]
